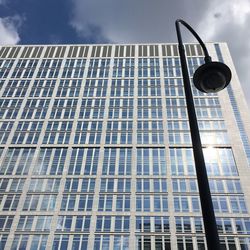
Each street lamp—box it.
[175,19,231,250]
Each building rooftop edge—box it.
[0,42,228,47]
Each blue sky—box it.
[0,0,250,105]
[0,0,106,44]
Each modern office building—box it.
[0,43,249,250]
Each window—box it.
[17,216,52,231]
[195,107,223,119]
[116,194,130,211]
[136,216,169,232]
[0,121,13,144]
[37,59,62,78]
[225,179,242,193]
[0,234,7,249]
[194,217,204,233]
[136,195,167,212]
[87,59,110,78]
[0,59,15,78]
[79,98,105,119]
[3,80,30,97]
[166,107,187,119]
[235,218,250,234]
[64,178,95,192]
[72,235,88,250]
[43,121,72,144]
[138,78,161,96]
[0,148,35,175]
[216,218,233,234]
[98,194,130,212]
[62,59,86,78]
[21,99,50,119]
[170,148,238,176]
[137,148,166,176]
[29,179,60,192]
[136,179,167,192]
[168,131,191,145]
[100,178,131,192]
[75,216,91,232]
[0,99,23,120]
[74,121,102,144]
[94,235,110,250]
[155,236,171,250]
[56,215,91,232]
[198,120,226,130]
[177,236,193,250]
[33,148,67,175]
[172,179,188,192]
[102,148,132,175]
[175,217,192,233]
[113,58,134,78]
[114,216,130,232]
[200,131,229,145]
[50,99,78,119]
[239,238,250,250]
[29,79,56,97]
[53,235,69,250]
[138,98,162,119]
[0,178,25,192]
[12,121,43,144]
[114,236,130,249]
[57,79,81,97]
[138,58,160,77]
[108,98,133,119]
[23,195,57,211]
[229,196,247,214]
[60,194,93,211]
[98,195,113,211]
[163,58,181,77]
[137,121,164,144]
[12,235,48,250]
[137,236,152,250]
[154,195,168,212]
[174,196,190,212]
[83,79,108,97]
[111,79,134,97]
[209,179,225,193]
[165,79,184,96]
[106,121,132,144]
[0,194,20,211]
[0,215,14,231]
[68,148,100,175]
[57,216,70,232]
[219,237,237,250]
[96,216,112,232]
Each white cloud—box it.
[69,0,250,106]
[198,0,250,40]
[69,0,210,43]
[197,0,250,106]
[0,15,22,45]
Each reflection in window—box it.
[170,148,238,176]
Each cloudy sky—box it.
[0,0,249,105]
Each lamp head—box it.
[193,61,232,93]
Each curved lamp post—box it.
[175,19,231,250]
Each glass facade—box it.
[0,43,249,249]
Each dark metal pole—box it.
[175,20,220,250]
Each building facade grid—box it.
[0,43,249,250]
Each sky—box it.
[0,0,250,106]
